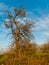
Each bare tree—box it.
[40,42,49,53]
[4,7,34,49]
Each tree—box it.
[40,42,49,53]
[4,7,34,49]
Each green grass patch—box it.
[0,54,3,58]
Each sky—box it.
[0,0,49,50]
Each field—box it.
[0,51,49,65]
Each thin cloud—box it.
[0,3,9,15]
[35,15,49,31]
[44,32,49,36]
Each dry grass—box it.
[0,43,49,65]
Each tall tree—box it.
[4,7,34,49]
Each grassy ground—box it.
[0,52,49,65]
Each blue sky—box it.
[0,0,49,50]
